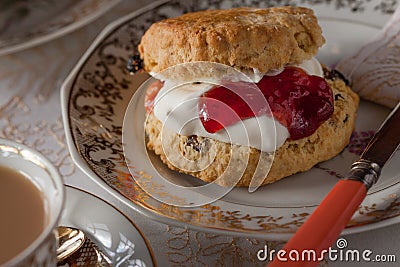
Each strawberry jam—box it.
[198,67,334,140]
[145,80,164,113]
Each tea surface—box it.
[0,165,46,264]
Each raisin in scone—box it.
[139,6,359,187]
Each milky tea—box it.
[0,165,46,265]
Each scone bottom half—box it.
[144,67,359,187]
[137,6,359,187]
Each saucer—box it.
[59,186,155,266]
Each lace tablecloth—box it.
[0,0,399,266]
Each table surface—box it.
[0,0,399,266]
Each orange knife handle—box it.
[268,179,366,267]
[268,159,381,267]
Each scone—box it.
[138,6,359,187]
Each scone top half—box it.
[138,6,325,74]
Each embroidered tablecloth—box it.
[0,0,399,266]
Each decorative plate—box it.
[61,0,400,240]
[59,186,156,266]
[0,0,121,56]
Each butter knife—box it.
[269,101,400,267]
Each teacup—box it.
[0,139,64,266]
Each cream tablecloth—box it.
[0,0,399,266]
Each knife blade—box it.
[361,102,400,167]
[269,101,400,267]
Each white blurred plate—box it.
[0,0,121,56]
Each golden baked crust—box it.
[144,73,359,187]
[138,6,325,73]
